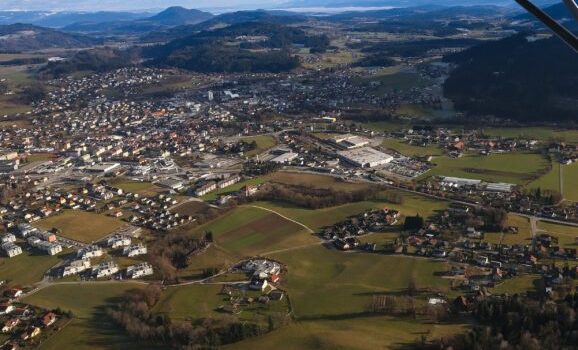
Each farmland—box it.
[425,152,549,185]
[527,160,561,194]
[35,210,125,243]
[227,315,468,350]
[270,245,451,318]
[251,189,448,232]
[382,138,443,157]
[268,171,372,191]
[562,162,578,202]
[482,127,578,144]
[192,205,317,257]
[527,161,578,202]
[152,284,224,320]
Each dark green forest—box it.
[444,34,578,122]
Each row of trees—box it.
[251,183,377,209]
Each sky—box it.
[0,0,284,12]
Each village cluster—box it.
[0,286,65,349]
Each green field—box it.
[193,206,317,257]
[483,215,532,246]
[357,71,428,94]
[36,210,125,243]
[269,171,372,191]
[527,161,578,202]
[154,284,288,323]
[23,283,148,350]
[177,244,241,280]
[241,135,277,158]
[0,95,32,116]
[252,190,448,232]
[426,152,549,185]
[527,160,561,194]
[110,179,161,196]
[397,104,432,118]
[0,250,68,286]
[152,284,225,320]
[562,162,578,202]
[227,315,468,350]
[271,245,451,318]
[483,127,578,144]
[491,275,540,295]
[382,138,443,157]
[537,221,578,248]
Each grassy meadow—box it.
[0,249,69,286]
[23,283,150,350]
[241,135,277,158]
[36,210,125,243]
[426,152,549,185]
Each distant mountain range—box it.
[0,23,101,51]
[0,10,151,27]
[141,10,307,43]
[281,0,556,8]
[62,7,214,34]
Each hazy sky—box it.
[0,0,284,12]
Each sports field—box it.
[426,152,549,185]
[36,210,125,243]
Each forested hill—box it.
[144,22,329,73]
[0,24,101,51]
[443,34,578,122]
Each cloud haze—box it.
[0,0,282,11]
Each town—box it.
[0,1,577,349]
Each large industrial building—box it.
[330,134,370,149]
[84,162,121,174]
[338,147,393,168]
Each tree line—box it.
[249,182,379,209]
[106,285,267,349]
[426,293,578,350]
